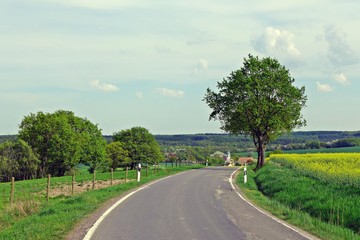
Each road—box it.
[86,167,315,240]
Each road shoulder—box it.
[226,168,320,240]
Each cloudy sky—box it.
[1,0,359,135]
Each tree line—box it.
[155,131,360,153]
[0,110,163,182]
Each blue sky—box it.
[0,0,359,135]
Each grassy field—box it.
[268,153,360,187]
[237,146,360,158]
[0,165,138,212]
[282,146,360,154]
[236,153,360,240]
[0,165,203,240]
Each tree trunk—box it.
[255,139,266,170]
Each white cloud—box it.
[89,80,119,92]
[316,82,333,92]
[334,73,350,86]
[193,59,208,74]
[323,25,359,67]
[198,59,208,69]
[252,27,301,64]
[135,92,144,99]
[156,88,184,98]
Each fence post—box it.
[111,168,113,186]
[72,173,75,195]
[10,177,15,205]
[125,167,128,182]
[146,165,148,177]
[92,170,96,190]
[46,174,51,203]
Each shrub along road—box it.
[81,167,316,240]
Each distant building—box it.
[238,157,254,165]
[225,151,234,166]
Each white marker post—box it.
[137,163,141,182]
[244,163,247,183]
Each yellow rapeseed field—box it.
[269,153,360,187]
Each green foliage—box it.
[237,167,360,240]
[283,146,360,154]
[155,131,360,149]
[266,148,283,158]
[329,138,360,148]
[254,162,360,234]
[106,141,130,169]
[305,140,321,149]
[18,110,106,177]
[113,127,164,165]
[0,139,39,181]
[204,55,307,169]
[207,157,224,166]
[0,135,16,144]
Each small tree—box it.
[106,141,130,169]
[113,127,164,168]
[0,139,39,181]
[204,55,307,170]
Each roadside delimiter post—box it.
[137,163,142,182]
[244,163,247,183]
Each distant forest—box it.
[2,130,360,153]
[155,131,360,148]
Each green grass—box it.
[0,166,138,212]
[236,146,360,158]
[282,146,360,154]
[0,165,203,240]
[236,165,360,240]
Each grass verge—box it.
[0,165,203,240]
[235,165,360,240]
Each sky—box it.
[0,0,359,135]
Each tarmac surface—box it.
[75,167,317,240]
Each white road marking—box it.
[83,173,185,240]
[228,168,316,240]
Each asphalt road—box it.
[87,167,315,240]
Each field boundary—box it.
[229,168,319,240]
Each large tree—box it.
[113,127,164,168]
[18,110,106,176]
[204,55,307,169]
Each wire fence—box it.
[0,162,197,211]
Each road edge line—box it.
[83,172,186,240]
[228,168,315,240]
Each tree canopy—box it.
[106,141,130,169]
[0,139,39,181]
[204,55,307,169]
[113,127,164,167]
[18,110,106,177]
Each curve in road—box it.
[84,167,317,240]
